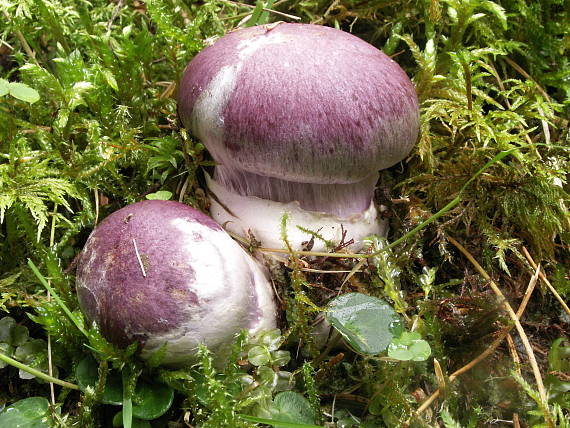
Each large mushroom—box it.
[178,23,419,251]
[76,200,277,366]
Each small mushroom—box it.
[76,200,277,366]
[178,23,419,250]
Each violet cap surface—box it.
[76,200,277,366]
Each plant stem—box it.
[28,259,90,338]
[0,352,79,390]
[522,247,570,318]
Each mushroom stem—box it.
[214,165,379,218]
[207,173,386,251]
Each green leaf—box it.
[258,0,274,24]
[245,0,265,27]
[240,414,324,428]
[0,397,50,428]
[548,338,570,373]
[122,369,133,428]
[0,78,9,97]
[0,343,14,368]
[269,391,317,427]
[0,317,30,349]
[14,338,49,380]
[101,68,119,92]
[481,0,508,30]
[11,324,30,347]
[387,332,432,361]
[441,408,463,428]
[272,350,291,367]
[131,380,174,420]
[248,345,272,366]
[75,356,173,419]
[76,356,123,405]
[8,82,40,103]
[0,316,17,344]
[145,191,172,200]
[258,328,282,351]
[326,293,403,355]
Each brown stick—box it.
[413,239,551,426]
[506,333,522,377]
[446,237,552,426]
[522,246,570,318]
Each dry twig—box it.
[522,246,570,318]
[412,238,552,427]
[446,236,552,426]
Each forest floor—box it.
[0,0,568,427]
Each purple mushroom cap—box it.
[178,23,419,217]
[76,200,276,366]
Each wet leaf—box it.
[387,332,432,361]
[0,397,50,428]
[326,293,403,355]
[8,82,40,104]
[145,191,172,200]
[269,391,317,427]
[131,380,174,420]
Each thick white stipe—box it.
[207,174,387,252]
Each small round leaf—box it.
[387,331,431,361]
[0,316,16,344]
[0,78,9,97]
[0,397,50,428]
[76,356,122,405]
[248,345,271,366]
[145,191,172,201]
[326,293,402,355]
[132,380,174,420]
[8,82,40,104]
[269,391,316,427]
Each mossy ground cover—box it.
[0,0,568,427]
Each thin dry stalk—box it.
[3,10,39,65]
[47,206,58,405]
[506,333,522,377]
[225,0,301,20]
[258,246,363,259]
[503,57,551,102]
[413,328,511,415]
[94,188,100,226]
[133,238,147,277]
[447,236,552,426]
[46,303,56,404]
[178,174,190,202]
[433,358,446,393]
[522,247,570,318]
[518,264,541,317]
[412,242,548,424]
[513,413,521,428]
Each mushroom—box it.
[178,23,419,251]
[76,200,277,366]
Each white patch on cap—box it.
[236,31,286,59]
[191,64,238,161]
[191,31,287,164]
